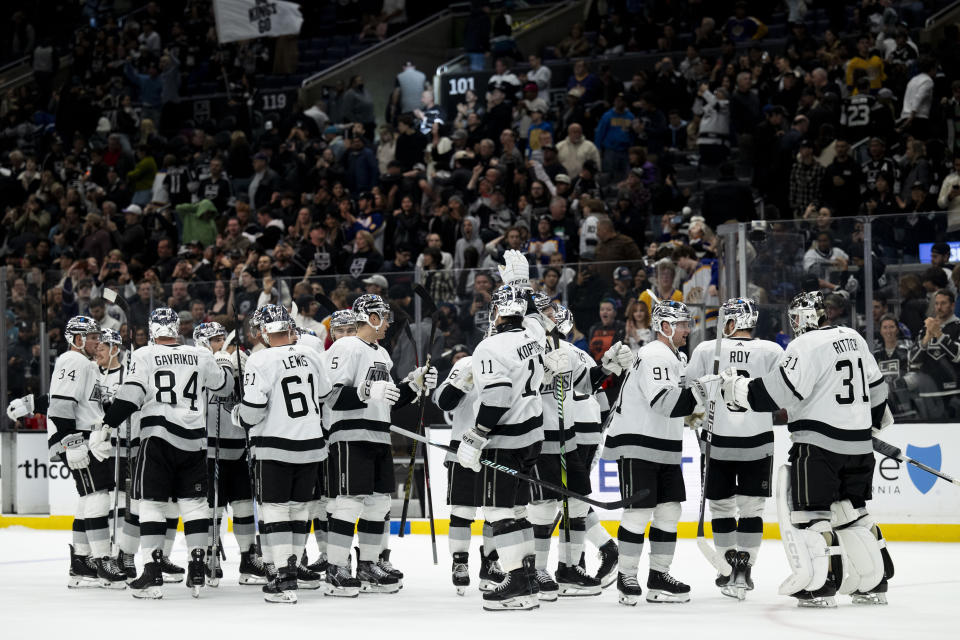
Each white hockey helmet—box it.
[353,294,392,332]
[193,321,227,350]
[490,285,528,321]
[552,303,574,336]
[148,307,180,341]
[788,291,825,336]
[65,315,101,352]
[330,309,358,329]
[720,297,758,337]
[652,300,692,349]
[258,304,296,345]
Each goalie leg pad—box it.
[831,501,886,595]
[776,465,832,596]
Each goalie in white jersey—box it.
[685,298,782,597]
[721,291,894,607]
[235,305,333,604]
[602,300,720,606]
[323,294,436,596]
[47,316,127,589]
[103,307,236,599]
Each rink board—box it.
[5,423,960,541]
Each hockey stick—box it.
[207,398,223,579]
[873,437,960,487]
[103,288,133,553]
[391,425,650,509]
[551,333,572,563]
[232,295,262,557]
[396,284,439,563]
[696,309,733,577]
[314,292,337,316]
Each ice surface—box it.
[1,527,956,639]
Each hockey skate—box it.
[534,568,559,601]
[297,562,323,590]
[357,559,400,594]
[264,556,298,604]
[478,545,506,592]
[595,539,619,588]
[452,552,470,595]
[851,579,888,605]
[324,563,360,598]
[187,548,205,598]
[617,572,642,606]
[556,562,601,597]
[646,570,691,603]
[239,545,268,585]
[795,578,838,608]
[204,547,222,587]
[130,550,164,599]
[159,554,185,583]
[720,550,749,601]
[378,549,403,588]
[96,555,128,589]
[67,545,100,589]
[306,552,328,575]
[482,567,539,611]
[117,549,137,583]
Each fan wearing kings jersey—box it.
[192,322,266,587]
[323,294,437,596]
[234,305,333,604]
[685,298,782,597]
[48,316,127,589]
[721,291,895,608]
[103,307,236,599]
[602,300,721,606]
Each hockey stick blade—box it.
[390,425,649,510]
[873,437,960,487]
[102,287,130,313]
[413,284,439,317]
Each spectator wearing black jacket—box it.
[701,162,756,230]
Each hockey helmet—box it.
[193,321,227,350]
[65,315,101,352]
[552,303,574,336]
[148,307,180,341]
[652,300,692,341]
[330,309,358,329]
[258,304,296,345]
[788,291,824,336]
[353,294,392,332]
[720,297,758,337]
[490,285,528,320]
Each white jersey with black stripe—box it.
[432,356,478,463]
[116,343,232,452]
[686,336,783,461]
[99,365,141,458]
[325,335,396,445]
[539,339,594,454]
[237,343,332,463]
[47,350,104,460]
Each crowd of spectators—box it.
[3,1,960,420]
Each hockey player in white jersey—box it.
[602,300,720,606]
[721,291,894,607]
[303,310,356,576]
[47,316,127,589]
[323,294,436,596]
[557,305,619,588]
[191,321,267,587]
[685,298,782,597]
[527,297,633,601]
[234,305,333,603]
[102,307,236,599]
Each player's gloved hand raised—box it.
[62,432,90,470]
[215,350,237,374]
[720,367,751,411]
[542,349,569,384]
[449,368,474,393]
[88,423,113,462]
[601,341,633,375]
[359,380,401,406]
[226,347,249,372]
[497,249,530,289]
[404,365,438,395]
[691,374,722,412]
[458,425,489,472]
[6,393,34,421]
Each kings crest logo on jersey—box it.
[89,382,111,404]
[541,371,573,396]
[905,443,941,494]
[365,361,392,384]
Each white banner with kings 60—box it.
[427,423,960,527]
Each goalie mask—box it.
[720,297,758,337]
[148,307,180,341]
[353,294,392,332]
[788,291,825,336]
[258,304,296,345]
[193,321,226,351]
[553,303,574,336]
[490,285,528,324]
[65,315,101,353]
[652,300,692,351]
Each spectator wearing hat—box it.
[930,242,956,294]
[363,274,389,297]
[604,266,635,319]
[937,155,960,232]
[525,103,554,160]
[248,152,279,210]
[789,138,824,216]
[595,93,635,181]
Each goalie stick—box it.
[102,288,133,553]
[390,425,650,510]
